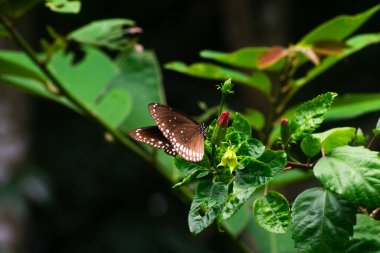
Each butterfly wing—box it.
[129,126,177,156]
[148,103,204,162]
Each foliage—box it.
[0,2,379,253]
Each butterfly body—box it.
[129,103,206,162]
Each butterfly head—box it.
[197,123,207,138]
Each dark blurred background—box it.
[0,0,379,252]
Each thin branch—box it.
[367,135,377,149]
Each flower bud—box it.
[218,78,234,95]
[212,112,230,145]
[281,118,291,147]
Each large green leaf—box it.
[0,50,79,110]
[291,188,356,253]
[164,61,270,95]
[307,127,356,155]
[314,146,380,209]
[299,5,380,44]
[188,180,228,234]
[253,191,290,234]
[290,92,337,140]
[257,150,287,176]
[295,33,380,88]
[49,47,132,128]
[347,214,380,253]
[114,50,165,132]
[200,48,284,71]
[68,19,136,50]
[326,93,380,121]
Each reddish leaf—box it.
[257,46,289,69]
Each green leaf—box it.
[352,214,380,241]
[301,134,321,158]
[114,50,165,132]
[244,108,265,131]
[295,33,380,88]
[314,146,380,209]
[236,138,265,159]
[0,0,43,17]
[45,0,81,13]
[325,93,380,121]
[373,117,380,135]
[200,48,284,71]
[68,19,136,50]
[299,5,380,45]
[0,50,78,110]
[291,188,356,253]
[164,61,270,95]
[253,191,290,234]
[230,113,252,138]
[257,150,287,176]
[188,180,228,234]
[290,92,337,140]
[347,214,380,253]
[173,155,210,187]
[352,128,367,146]
[236,158,273,188]
[49,47,132,128]
[0,53,46,83]
[313,127,356,154]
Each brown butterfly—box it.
[129,103,206,162]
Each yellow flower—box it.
[218,147,238,173]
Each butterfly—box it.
[129,103,207,162]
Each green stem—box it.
[218,94,226,115]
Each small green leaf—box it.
[188,180,228,234]
[291,188,356,253]
[301,134,321,158]
[313,127,356,154]
[172,169,209,188]
[290,92,337,140]
[45,0,81,13]
[314,146,380,209]
[244,108,265,131]
[253,191,290,234]
[326,93,380,121]
[373,117,380,135]
[200,47,283,70]
[68,19,136,50]
[174,155,210,175]
[257,150,287,176]
[164,61,270,95]
[299,5,380,44]
[230,113,252,138]
[353,128,367,146]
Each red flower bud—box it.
[281,118,289,126]
[217,112,230,128]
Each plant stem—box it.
[367,135,377,149]
[287,161,313,168]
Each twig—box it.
[367,135,377,149]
